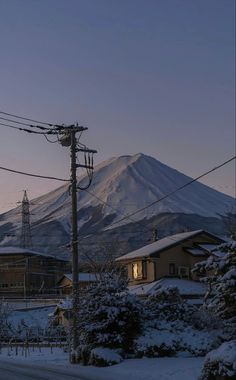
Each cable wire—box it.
[0,165,69,182]
[0,110,55,127]
[84,188,140,226]
[0,116,51,131]
[0,122,58,135]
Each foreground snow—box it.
[8,306,54,330]
[0,347,203,380]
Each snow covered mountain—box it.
[0,153,234,257]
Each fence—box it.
[0,340,69,358]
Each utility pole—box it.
[70,128,79,363]
[59,124,96,364]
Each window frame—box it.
[169,262,176,276]
[132,260,147,280]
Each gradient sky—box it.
[0,0,235,213]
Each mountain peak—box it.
[0,152,234,233]
[0,152,234,254]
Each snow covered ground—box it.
[0,347,204,380]
[8,306,55,330]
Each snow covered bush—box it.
[89,347,123,367]
[145,285,197,325]
[134,326,178,357]
[77,270,142,365]
[134,322,221,358]
[133,286,221,358]
[191,307,224,331]
[199,340,236,380]
[193,242,236,339]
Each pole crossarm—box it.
[76,148,97,153]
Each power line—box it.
[0,122,23,131]
[107,155,236,229]
[0,110,55,127]
[0,116,50,131]
[84,188,140,225]
[0,121,59,135]
[0,164,69,182]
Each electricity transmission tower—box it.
[20,190,32,249]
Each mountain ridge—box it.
[0,153,234,256]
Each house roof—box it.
[0,246,68,261]
[128,278,207,297]
[116,230,222,261]
[58,272,98,284]
[54,298,72,314]
[184,248,207,257]
[197,244,220,252]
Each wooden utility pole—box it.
[70,128,79,363]
[59,124,96,363]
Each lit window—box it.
[132,261,147,280]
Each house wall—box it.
[0,254,26,296]
[57,277,97,296]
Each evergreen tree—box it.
[77,270,142,364]
[146,286,196,325]
[193,242,236,338]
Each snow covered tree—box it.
[77,270,142,365]
[221,209,236,241]
[193,242,236,339]
[199,340,236,380]
[145,285,197,324]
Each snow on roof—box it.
[197,244,220,252]
[116,230,208,261]
[63,273,98,282]
[128,278,206,297]
[0,246,60,259]
[185,248,207,257]
[56,298,72,310]
[211,251,227,258]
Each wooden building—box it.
[57,273,98,296]
[0,246,70,297]
[54,274,98,327]
[116,230,223,285]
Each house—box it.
[0,246,70,297]
[116,230,224,285]
[54,273,98,327]
[52,299,72,328]
[57,272,98,296]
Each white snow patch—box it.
[0,347,204,380]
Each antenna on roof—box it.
[152,228,158,242]
[20,190,32,249]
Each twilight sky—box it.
[0,0,235,213]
